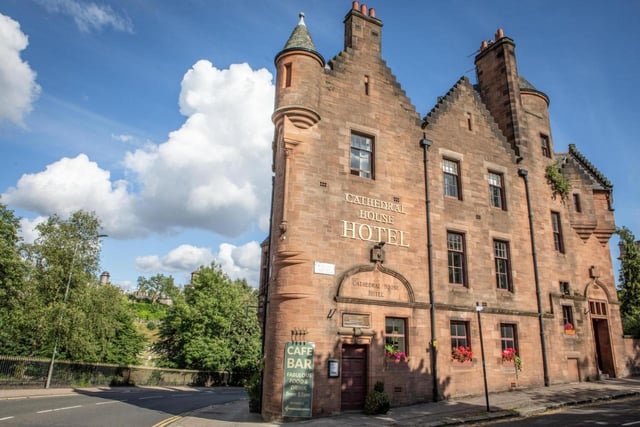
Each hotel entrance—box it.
[341,344,367,410]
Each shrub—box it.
[246,372,261,413]
[363,381,390,415]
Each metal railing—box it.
[0,355,253,389]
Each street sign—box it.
[282,341,314,418]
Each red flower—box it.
[451,346,473,363]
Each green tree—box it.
[0,202,28,354]
[136,273,180,303]
[0,210,145,363]
[154,263,261,373]
[617,226,640,336]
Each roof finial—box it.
[298,12,306,26]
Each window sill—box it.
[496,288,514,297]
[451,360,474,368]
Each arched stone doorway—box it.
[585,281,616,378]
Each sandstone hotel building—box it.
[258,2,631,420]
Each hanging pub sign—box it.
[282,341,315,418]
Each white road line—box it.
[138,396,163,400]
[37,405,82,413]
[622,421,640,426]
[0,417,15,422]
[95,400,124,405]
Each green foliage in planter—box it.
[363,381,390,415]
[545,161,571,201]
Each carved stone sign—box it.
[340,192,410,247]
[342,313,371,328]
[341,269,409,303]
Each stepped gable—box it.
[567,143,613,191]
[325,51,419,119]
[422,77,517,159]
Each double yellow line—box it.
[152,414,183,427]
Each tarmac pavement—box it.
[1,377,639,426]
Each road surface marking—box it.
[622,421,640,426]
[37,405,83,413]
[152,415,182,427]
[139,395,163,400]
[0,417,15,422]
[95,400,124,405]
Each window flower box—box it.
[564,323,575,335]
[501,347,522,378]
[450,346,473,363]
[385,344,409,362]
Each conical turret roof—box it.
[276,13,324,65]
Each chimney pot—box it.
[361,4,367,15]
[369,7,376,18]
[352,1,359,10]
[495,28,504,40]
[481,40,488,50]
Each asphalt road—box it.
[484,395,640,426]
[0,386,247,427]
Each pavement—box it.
[2,377,640,426]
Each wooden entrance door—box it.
[592,318,615,377]
[341,344,367,410]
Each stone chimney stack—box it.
[474,29,528,155]
[344,2,382,54]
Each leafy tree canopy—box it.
[617,226,640,336]
[0,209,145,364]
[154,263,261,373]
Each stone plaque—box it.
[342,313,371,328]
[341,270,409,302]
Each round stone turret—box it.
[273,13,324,129]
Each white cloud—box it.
[0,14,41,125]
[18,216,47,244]
[2,154,140,238]
[217,241,262,285]
[3,60,274,241]
[136,241,261,286]
[124,60,274,237]
[111,133,135,144]
[37,0,133,33]
[135,244,214,274]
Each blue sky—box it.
[1,0,638,290]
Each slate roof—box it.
[277,13,324,64]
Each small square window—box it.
[541,134,551,158]
[500,323,518,353]
[447,231,466,286]
[450,320,469,349]
[350,132,374,179]
[551,211,565,253]
[573,193,582,213]
[494,240,512,291]
[443,158,461,199]
[488,171,506,210]
[385,317,407,354]
[562,305,574,329]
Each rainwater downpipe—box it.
[258,175,275,412]
[518,168,550,387]
[421,134,438,401]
